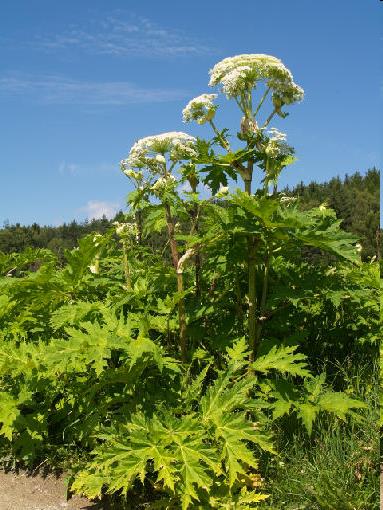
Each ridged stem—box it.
[164,202,187,362]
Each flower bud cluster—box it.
[113,222,138,240]
[122,168,143,181]
[182,93,218,124]
[151,174,177,196]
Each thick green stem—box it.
[164,202,187,362]
[235,272,244,320]
[122,240,132,290]
[176,271,187,362]
[248,236,258,361]
[254,249,270,355]
[194,251,202,298]
[189,185,202,298]
[135,210,143,245]
[244,160,258,361]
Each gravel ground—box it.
[0,471,99,510]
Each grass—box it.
[261,357,380,510]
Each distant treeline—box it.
[284,168,380,260]
[0,215,124,257]
[0,168,380,260]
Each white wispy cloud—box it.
[81,200,121,220]
[34,13,214,58]
[0,73,189,105]
[58,161,116,175]
[58,162,81,175]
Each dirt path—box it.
[0,471,99,510]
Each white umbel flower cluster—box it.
[268,127,287,142]
[122,168,143,181]
[113,222,138,239]
[151,174,177,196]
[220,66,253,97]
[209,54,304,104]
[92,234,103,247]
[215,185,229,198]
[265,127,290,158]
[121,132,197,172]
[182,93,218,124]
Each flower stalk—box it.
[254,246,270,354]
[122,240,132,290]
[164,202,187,362]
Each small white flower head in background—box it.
[182,93,218,124]
[280,195,297,204]
[122,132,197,174]
[268,127,287,142]
[355,242,363,253]
[151,174,177,197]
[265,128,290,158]
[121,167,143,182]
[92,234,102,247]
[209,54,304,105]
[216,185,229,198]
[113,222,138,240]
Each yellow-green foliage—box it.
[0,52,379,508]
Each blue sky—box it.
[0,0,381,226]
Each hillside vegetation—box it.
[1,169,380,262]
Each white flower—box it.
[93,234,102,247]
[182,93,217,124]
[209,54,304,104]
[151,174,177,196]
[121,167,143,181]
[123,132,197,171]
[209,54,279,87]
[268,127,287,142]
[355,243,362,253]
[220,66,253,97]
[216,185,229,198]
[265,128,290,158]
[155,154,166,164]
[113,222,138,238]
[280,195,297,203]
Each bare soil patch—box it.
[0,470,99,510]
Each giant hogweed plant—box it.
[86,54,365,503]
[0,54,375,508]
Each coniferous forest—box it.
[1,168,380,261]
